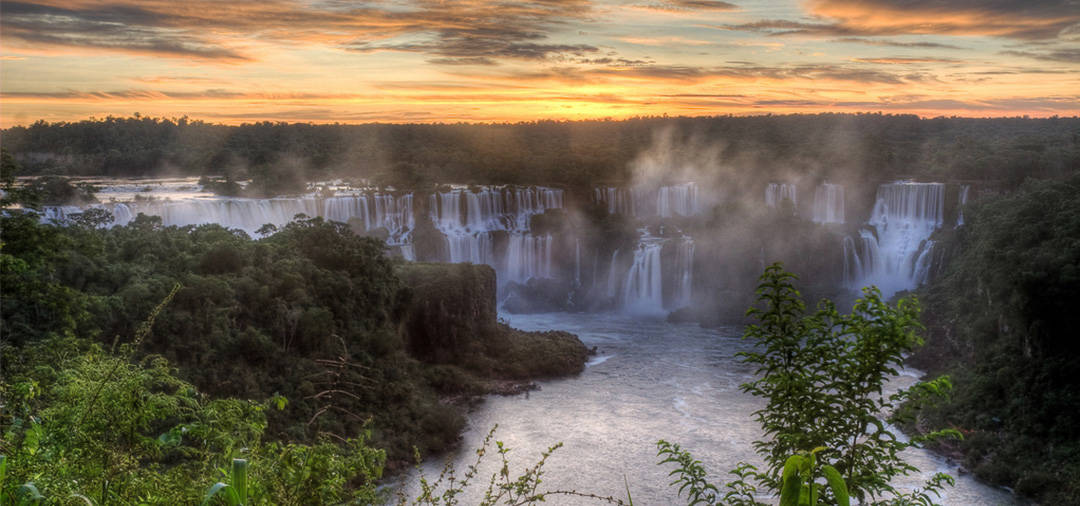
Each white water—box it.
[812,183,845,224]
[42,190,418,258]
[844,182,944,297]
[428,186,563,285]
[765,183,797,212]
[621,234,665,316]
[405,312,1016,505]
[594,183,700,218]
[671,237,695,310]
[956,184,970,228]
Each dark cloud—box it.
[0,1,249,60]
[638,0,738,12]
[0,89,354,100]
[832,38,965,50]
[0,0,597,65]
[809,0,1080,40]
[853,57,960,64]
[463,62,930,85]
[1002,48,1080,63]
[724,0,1079,40]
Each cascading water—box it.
[956,184,970,228]
[621,233,664,316]
[671,237,695,309]
[657,183,700,218]
[574,238,581,288]
[504,233,554,284]
[428,186,564,284]
[765,183,797,212]
[812,183,845,224]
[843,182,944,297]
[606,250,620,298]
[594,183,701,217]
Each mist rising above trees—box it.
[3,114,1078,195]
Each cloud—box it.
[1002,48,1080,63]
[853,57,960,64]
[808,0,1080,40]
[831,38,965,50]
[637,0,738,12]
[0,89,356,101]
[0,0,597,65]
[0,1,250,61]
[457,62,929,85]
[723,0,1079,40]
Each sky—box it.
[1,0,1078,126]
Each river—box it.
[403,312,1016,505]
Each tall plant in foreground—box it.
[659,264,959,505]
[741,264,958,503]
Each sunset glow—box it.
[2,0,1078,126]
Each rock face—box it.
[396,262,589,379]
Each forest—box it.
[3,114,1079,195]
[911,176,1080,504]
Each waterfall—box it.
[606,249,620,297]
[765,183,797,211]
[956,185,970,228]
[505,233,554,284]
[671,237,695,309]
[574,238,581,288]
[595,183,701,217]
[843,182,943,297]
[657,183,700,218]
[621,234,664,315]
[428,186,564,284]
[812,183,845,224]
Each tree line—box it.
[3,114,1078,196]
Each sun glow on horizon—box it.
[1,0,1077,127]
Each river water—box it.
[404,312,1015,505]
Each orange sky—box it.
[1,0,1078,126]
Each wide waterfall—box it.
[594,183,700,217]
[812,183,845,224]
[621,234,664,315]
[428,186,564,284]
[657,183,700,217]
[765,183,797,211]
[843,182,944,297]
[44,193,417,258]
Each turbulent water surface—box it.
[405,312,1015,505]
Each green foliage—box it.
[914,176,1080,504]
[656,441,720,505]
[3,115,1077,194]
[401,426,627,506]
[657,265,959,506]
[777,450,849,506]
[738,264,956,504]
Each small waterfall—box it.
[595,183,701,217]
[843,182,943,297]
[574,238,581,288]
[657,183,700,218]
[812,183,845,224]
[505,233,553,284]
[621,234,664,315]
[956,184,970,228]
[428,186,563,284]
[671,237,695,309]
[606,249,620,297]
[594,187,634,215]
[765,183,797,211]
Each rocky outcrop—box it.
[396,262,589,379]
